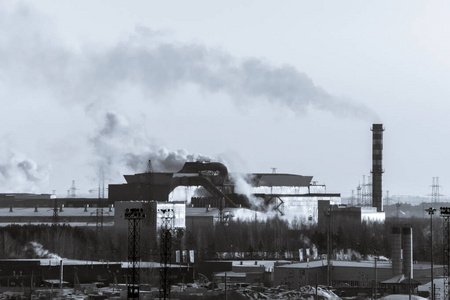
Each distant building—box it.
[317,200,385,231]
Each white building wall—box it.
[278,196,341,224]
[252,186,310,195]
[156,202,186,229]
[114,200,186,231]
[361,207,385,223]
[309,185,327,193]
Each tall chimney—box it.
[371,124,384,212]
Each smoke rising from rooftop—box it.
[23,241,62,260]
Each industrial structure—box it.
[371,124,384,212]
[391,226,413,277]
[318,124,386,228]
[124,208,145,299]
[109,161,340,224]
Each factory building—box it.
[317,201,385,230]
[0,258,192,288]
[317,124,387,229]
[109,161,340,224]
[274,224,433,297]
[273,260,441,292]
[114,201,186,243]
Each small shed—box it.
[381,274,421,295]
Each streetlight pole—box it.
[374,256,378,300]
[426,207,436,300]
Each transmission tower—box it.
[159,208,174,300]
[356,184,362,206]
[441,207,450,300]
[67,180,77,198]
[430,177,442,207]
[146,160,154,173]
[367,175,373,206]
[396,201,402,220]
[52,198,59,225]
[385,190,390,207]
[98,166,105,199]
[139,160,154,200]
[91,208,109,235]
[362,176,367,206]
[124,208,145,300]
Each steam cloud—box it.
[23,241,62,260]
[231,173,264,209]
[0,153,50,193]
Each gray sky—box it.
[1,1,449,198]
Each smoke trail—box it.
[0,5,377,120]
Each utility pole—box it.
[374,257,378,299]
[426,207,436,300]
[159,208,174,300]
[324,205,333,286]
[125,208,145,300]
[440,207,450,300]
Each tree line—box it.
[0,216,444,264]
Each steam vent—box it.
[371,124,384,212]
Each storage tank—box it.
[402,226,413,277]
[391,226,402,276]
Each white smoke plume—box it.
[124,149,212,173]
[231,173,265,209]
[23,241,62,260]
[0,5,378,120]
[0,152,50,193]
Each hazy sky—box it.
[1,1,450,198]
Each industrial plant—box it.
[0,123,446,300]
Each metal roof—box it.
[251,174,313,187]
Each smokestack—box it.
[391,226,402,276]
[402,227,413,278]
[371,124,384,212]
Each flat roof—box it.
[276,260,392,269]
[215,271,246,278]
[275,260,443,270]
[0,207,114,217]
[251,174,313,187]
[0,259,185,268]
